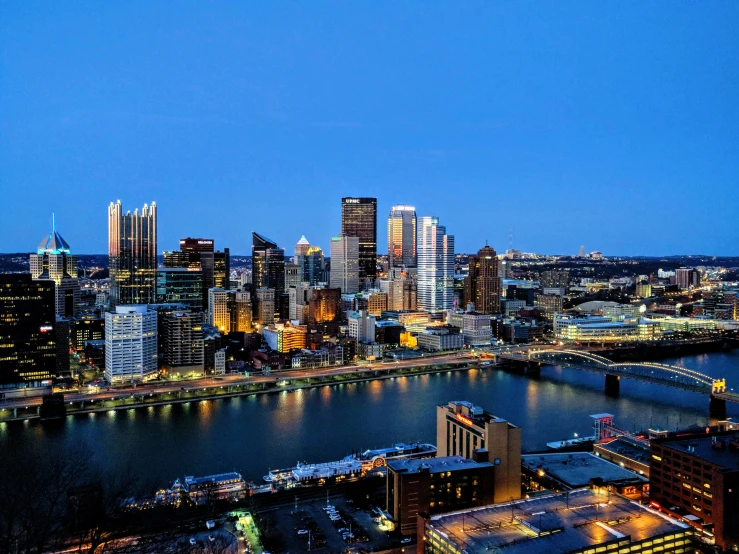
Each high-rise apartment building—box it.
[161,310,204,369]
[329,235,360,294]
[464,245,501,314]
[437,400,522,504]
[676,267,700,290]
[108,200,157,306]
[417,216,454,314]
[0,274,56,392]
[387,205,417,269]
[104,305,157,383]
[341,197,377,284]
[30,219,80,317]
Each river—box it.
[2,351,738,487]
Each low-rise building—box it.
[446,310,492,346]
[417,325,463,351]
[387,455,494,535]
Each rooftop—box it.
[656,431,739,471]
[522,453,648,488]
[596,438,651,468]
[387,455,491,475]
[426,489,691,554]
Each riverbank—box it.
[0,360,482,423]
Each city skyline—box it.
[1,4,738,256]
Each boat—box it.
[263,442,436,489]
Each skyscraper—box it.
[304,246,326,285]
[464,245,501,314]
[417,216,454,314]
[388,205,417,269]
[105,305,157,383]
[156,268,204,310]
[330,235,360,294]
[163,238,229,309]
[341,197,377,284]
[0,274,56,391]
[252,232,284,296]
[294,235,311,260]
[108,200,157,306]
[30,217,80,317]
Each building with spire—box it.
[30,216,80,317]
[108,200,157,306]
[294,235,311,260]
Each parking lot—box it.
[269,495,392,553]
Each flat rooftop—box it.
[596,438,651,467]
[387,455,491,475]
[658,432,739,471]
[426,489,691,554]
[522,453,647,488]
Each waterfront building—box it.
[262,322,307,353]
[214,348,226,375]
[386,456,494,535]
[104,305,157,383]
[161,310,204,370]
[436,400,522,504]
[71,315,105,351]
[463,246,500,314]
[348,310,376,342]
[387,205,417,269]
[417,325,463,351]
[30,218,80,317]
[341,197,377,285]
[420,488,696,554]
[329,234,360,294]
[156,268,204,310]
[554,314,661,342]
[650,431,739,550]
[0,274,56,392]
[108,200,157,306]
[417,216,454,314]
[650,317,716,333]
[254,287,276,326]
[446,310,492,346]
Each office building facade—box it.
[0,274,56,392]
[161,310,204,369]
[108,200,157,306]
[417,216,454,314]
[30,220,80,317]
[341,197,377,284]
[104,305,157,383]
[330,235,360,294]
[463,246,500,315]
[388,205,417,269]
[156,268,204,310]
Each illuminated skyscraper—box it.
[108,200,157,306]
[388,205,417,269]
[0,274,56,390]
[30,216,80,317]
[252,232,284,296]
[104,305,157,383]
[330,235,360,294]
[464,246,501,314]
[417,216,454,314]
[304,246,325,285]
[163,237,229,309]
[341,197,377,284]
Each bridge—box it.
[498,349,738,417]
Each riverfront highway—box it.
[0,350,491,410]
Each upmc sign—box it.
[344,198,360,204]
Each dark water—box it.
[2,351,738,486]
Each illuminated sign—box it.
[344,198,360,204]
[197,240,213,245]
[39,326,53,333]
[456,413,474,427]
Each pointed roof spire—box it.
[297,235,310,245]
[37,215,71,254]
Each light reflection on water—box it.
[1,350,738,486]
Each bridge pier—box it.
[525,362,541,376]
[709,396,727,419]
[605,374,620,396]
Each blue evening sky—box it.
[1,2,737,256]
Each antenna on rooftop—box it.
[52,213,55,232]
[509,229,513,251]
